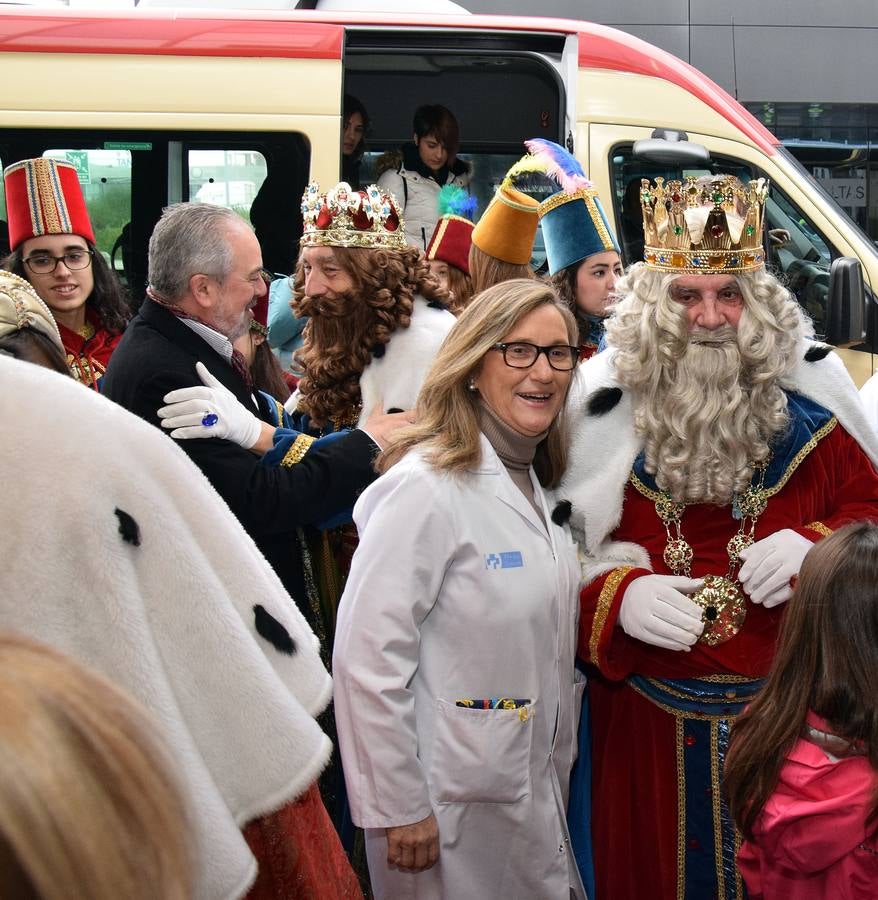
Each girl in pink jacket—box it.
[724,521,878,899]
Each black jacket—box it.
[102,298,379,624]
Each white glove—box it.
[617,574,705,651]
[158,361,262,449]
[738,528,813,608]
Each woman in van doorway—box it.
[2,157,130,390]
[376,104,472,251]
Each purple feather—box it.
[524,138,592,193]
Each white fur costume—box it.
[561,341,878,584]
[0,355,333,900]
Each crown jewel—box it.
[641,174,768,273]
[300,181,407,250]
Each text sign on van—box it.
[65,150,90,185]
[103,142,153,151]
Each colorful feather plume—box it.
[499,153,554,193]
[437,184,477,220]
[524,138,592,194]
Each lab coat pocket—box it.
[428,698,534,804]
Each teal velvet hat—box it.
[538,187,620,276]
[522,138,621,276]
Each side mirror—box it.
[825,257,866,348]
[632,129,711,167]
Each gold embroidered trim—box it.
[629,417,838,503]
[676,715,686,900]
[698,674,753,684]
[590,565,633,664]
[271,398,285,426]
[280,434,315,468]
[641,678,750,704]
[805,520,833,537]
[711,721,725,900]
[628,680,746,722]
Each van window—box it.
[610,145,846,341]
[0,130,310,301]
[188,148,268,222]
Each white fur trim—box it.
[357,295,456,425]
[0,356,333,900]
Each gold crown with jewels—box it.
[300,181,408,250]
[640,174,768,274]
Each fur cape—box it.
[0,355,333,900]
[560,340,878,584]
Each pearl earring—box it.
[468,379,478,392]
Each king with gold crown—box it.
[559,174,878,899]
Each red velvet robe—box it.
[579,421,878,900]
[57,308,123,390]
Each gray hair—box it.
[147,204,242,301]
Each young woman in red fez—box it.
[2,158,130,390]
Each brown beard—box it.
[294,288,377,427]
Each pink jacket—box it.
[737,712,878,899]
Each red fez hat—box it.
[3,158,95,251]
[425,214,474,275]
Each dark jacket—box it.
[101,298,379,625]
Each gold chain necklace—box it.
[654,460,770,646]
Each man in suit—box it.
[102,202,401,628]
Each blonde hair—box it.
[468,243,537,296]
[606,264,805,502]
[378,279,577,487]
[0,635,193,900]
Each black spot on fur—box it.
[387,407,404,414]
[587,387,623,417]
[254,605,297,655]
[804,344,832,362]
[427,299,447,310]
[114,508,141,546]
[370,343,387,359]
[552,500,572,526]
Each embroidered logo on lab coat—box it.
[485,551,524,570]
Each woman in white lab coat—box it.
[333,279,588,900]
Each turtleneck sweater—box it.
[478,399,547,524]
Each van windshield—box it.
[777,145,878,264]
[610,143,872,341]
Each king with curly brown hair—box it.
[290,181,454,434]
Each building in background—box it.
[463,0,878,242]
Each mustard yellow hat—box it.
[471,186,539,265]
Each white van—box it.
[0,5,873,379]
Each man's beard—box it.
[636,328,779,505]
[295,287,377,426]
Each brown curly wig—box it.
[292,246,448,428]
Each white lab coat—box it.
[333,436,587,900]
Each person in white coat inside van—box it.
[333,279,588,900]
[376,104,471,251]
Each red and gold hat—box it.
[3,158,95,251]
[426,215,474,274]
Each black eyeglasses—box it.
[490,342,579,371]
[23,249,94,275]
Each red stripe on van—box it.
[0,10,343,60]
[0,9,777,155]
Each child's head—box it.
[782,521,878,727]
[725,521,878,840]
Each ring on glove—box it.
[201,412,219,427]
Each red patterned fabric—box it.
[56,308,122,391]
[243,782,363,900]
[580,423,878,900]
[4,158,95,250]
